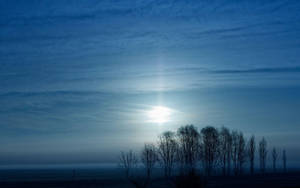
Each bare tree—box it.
[120,148,156,188]
[141,144,158,179]
[201,126,219,176]
[283,149,287,173]
[237,132,246,175]
[176,143,186,176]
[231,130,239,175]
[177,125,201,175]
[120,150,138,178]
[247,135,256,175]
[219,127,232,176]
[157,131,178,178]
[259,137,267,174]
[219,127,227,176]
[226,132,232,176]
[272,147,278,173]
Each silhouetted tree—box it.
[177,125,200,175]
[157,131,178,178]
[176,143,186,176]
[219,127,232,176]
[237,132,246,174]
[259,137,267,174]
[201,126,219,176]
[247,135,256,175]
[272,147,278,173]
[226,131,232,176]
[283,149,287,173]
[120,150,138,178]
[120,125,276,187]
[141,144,158,179]
[231,130,239,175]
[120,149,155,188]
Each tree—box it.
[226,132,232,176]
[283,149,287,173]
[237,132,246,174]
[157,131,178,178]
[219,127,232,176]
[119,150,138,178]
[231,130,239,175]
[120,148,156,188]
[272,147,278,173]
[177,125,201,175]
[141,144,158,179]
[201,126,219,176]
[247,135,256,175]
[259,137,267,174]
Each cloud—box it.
[0,91,112,131]
[0,90,155,133]
[212,66,300,74]
[126,66,300,78]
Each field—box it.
[0,168,300,188]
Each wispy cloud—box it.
[213,66,300,74]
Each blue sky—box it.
[0,0,300,166]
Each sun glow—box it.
[147,106,172,124]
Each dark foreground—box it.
[0,171,300,188]
[206,172,300,188]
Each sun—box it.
[147,106,172,124]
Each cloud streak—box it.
[213,66,300,74]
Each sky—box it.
[0,0,300,167]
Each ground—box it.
[0,169,300,188]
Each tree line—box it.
[119,125,287,188]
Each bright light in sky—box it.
[147,106,173,124]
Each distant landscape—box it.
[1,125,300,188]
[1,168,300,188]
